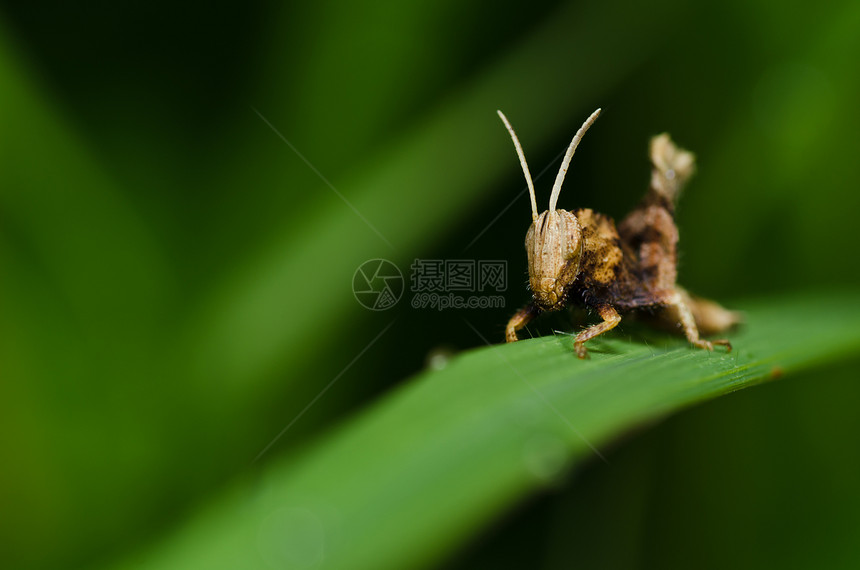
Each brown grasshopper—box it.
[499,108,740,358]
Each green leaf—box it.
[116,291,860,570]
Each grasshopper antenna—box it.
[548,108,601,211]
[497,110,538,222]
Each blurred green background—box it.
[1,0,859,568]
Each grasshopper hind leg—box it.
[660,290,733,352]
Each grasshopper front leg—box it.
[574,304,621,358]
[505,303,540,342]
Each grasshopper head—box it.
[526,209,582,310]
[497,108,600,311]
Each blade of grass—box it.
[0,21,172,568]
[115,291,860,570]
[0,20,170,334]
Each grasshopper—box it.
[499,109,739,358]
